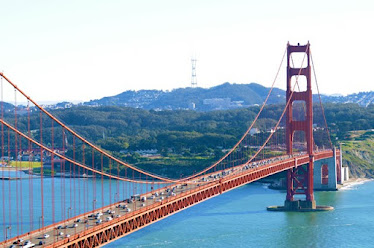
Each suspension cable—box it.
[242,43,310,166]
[0,118,168,184]
[310,50,333,148]
[0,74,178,182]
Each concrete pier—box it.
[267,201,334,212]
[313,148,338,190]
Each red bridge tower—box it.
[268,42,333,211]
[284,42,316,210]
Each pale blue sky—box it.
[0,0,373,102]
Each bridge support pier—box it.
[284,199,316,211]
[268,198,333,212]
[314,147,338,190]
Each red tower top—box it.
[286,42,313,156]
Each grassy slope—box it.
[342,130,374,178]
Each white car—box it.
[21,241,34,248]
[43,234,50,239]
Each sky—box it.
[0,0,373,103]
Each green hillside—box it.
[6,103,374,178]
[342,130,374,178]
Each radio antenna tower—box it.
[191,57,197,87]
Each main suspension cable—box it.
[310,50,333,149]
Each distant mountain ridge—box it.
[83,83,286,111]
[81,82,373,111]
[1,82,372,112]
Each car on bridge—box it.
[21,240,34,248]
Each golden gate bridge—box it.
[0,42,341,247]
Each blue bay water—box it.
[0,170,166,240]
[105,181,374,248]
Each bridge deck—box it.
[1,150,335,248]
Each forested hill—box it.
[6,102,374,178]
[48,103,373,153]
[82,82,374,111]
[83,83,285,111]
[53,103,374,177]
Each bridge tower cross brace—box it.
[285,42,316,209]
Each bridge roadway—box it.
[1,150,336,248]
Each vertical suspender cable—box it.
[62,132,66,221]
[82,144,85,215]
[77,144,81,217]
[60,129,64,222]
[92,148,96,213]
[39,111,44,230]
[7,127,11,238]
[109,159,112,206]
[1,75,5,240]
[117,161,119,204]
[73,136,76,218]
[27,101,33,232]
[19,111,23,235]
[51,120,55,227]
[101,153,104,208]
[14,89,20,237]
[125,168,128,203]
[68,129,72,221]
[132,169,135,210]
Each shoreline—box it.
[265,177,373,191]
[338,177,373,190]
